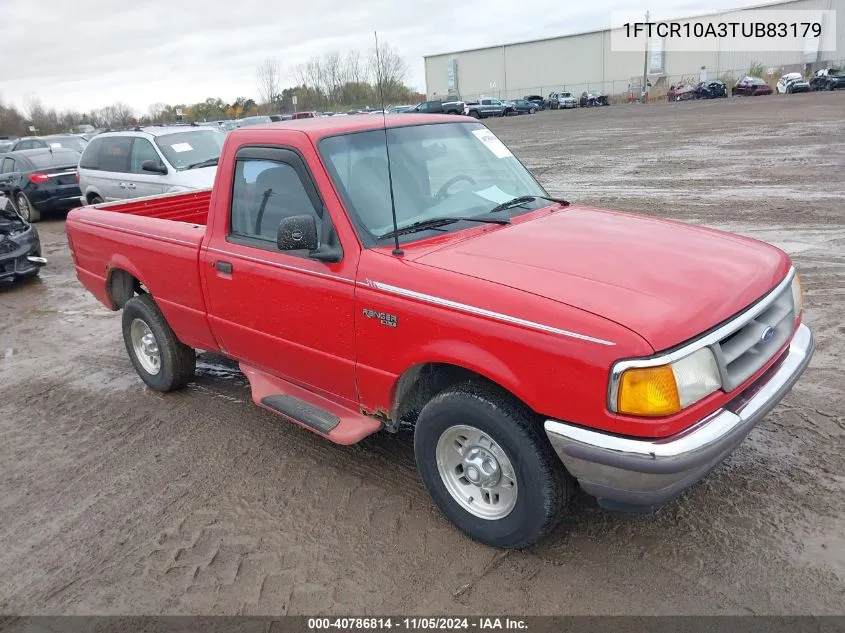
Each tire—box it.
[529,107,536,114]
[121,294,196,392]
[414,382,573,548]
[469,110,480,119]
[15,192,40,223]
[88,194,104,205]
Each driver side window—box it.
[230,158,323,250]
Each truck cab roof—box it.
[226,113,467,141]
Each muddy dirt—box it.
[1,92,843,616]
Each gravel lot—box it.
[1,92,843,616]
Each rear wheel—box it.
[122,294,196,392]
[15,192,40,223]
[414,382,573,548]
[469,110,480,119]
[88,194,104,205]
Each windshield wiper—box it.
[488,195,570,214]
[377,215,510,240]
[185,157,219,170]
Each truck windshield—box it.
[154,130,225,170]
[319,122,547,245]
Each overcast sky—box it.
[2,0,761,114]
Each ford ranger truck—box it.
[65,115,814,548]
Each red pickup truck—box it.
[66,115,813,548]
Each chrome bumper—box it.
[544,323,814,510]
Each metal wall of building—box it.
[424,0,843,101]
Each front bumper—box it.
[0,227,44,281]
[544,323,814,510]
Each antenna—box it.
[374,30,403,257]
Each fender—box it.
[392,338,535,411]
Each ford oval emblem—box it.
[291,229,303,241]
[760,326,776,343]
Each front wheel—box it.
[529,107,536,114]
[122,294,196,392]
[414,383,573,548]
[15,192,40,222]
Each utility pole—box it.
[642,9,650,102]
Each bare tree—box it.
[370,42,408,95]
[256,58,281,111]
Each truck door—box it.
[201,146,358,405]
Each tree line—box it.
[0,41,423,137]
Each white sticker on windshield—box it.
[171,142,193,153]
[472,129,513,159]
[475,186,516,204]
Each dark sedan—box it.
[0,194,45,283]
[732,77,773,96]
[695,80,728,98]
[6,134,88,153]
[0,148,82,222]
[505,99,539,115]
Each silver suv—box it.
[77,125,224,204]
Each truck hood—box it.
[169,166,217,189]
[414,207,790,351]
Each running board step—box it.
[240,363,382,445]
[260,395,340,434]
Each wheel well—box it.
[106,268,144,309]
[392,363,531,430]
[86,192,101,204]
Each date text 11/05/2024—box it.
[307,617,528,630]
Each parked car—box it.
[408,100,467,115]
[667,84,697,101]
[0,193,46,283]
[694,80,728,98]
[0,140,15,155]
[548,92,577,109]
[776,73,811,94]
[523,95,546,110]
[5,134,88,153]
[504,99,539,115]
[291,111,316,120]
[732,77,773,96]
[66,114,812,549]
[0,193,46,282]
[77,126,224,204]
[388,105,414,113]
[465,99,506,118]
[809,68,845,91]
[239,115,274,127]
[0,148,82,222]
[579,92,609,107]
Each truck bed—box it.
[91,189,212,225]
[65,189,218,352]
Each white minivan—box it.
[77,125,225,204]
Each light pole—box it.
[641,9,650,102]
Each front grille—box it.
[712,279,795,392]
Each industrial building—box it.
[424,0,844,102]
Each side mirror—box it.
[277,215,318,251]
[141,160,167,174]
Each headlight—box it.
[615,348,722,417]
[791,273,803,316]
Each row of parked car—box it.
[0,124,225,222]
[667,68,845,101]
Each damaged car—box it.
[0,194,46,283]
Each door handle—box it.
[216,261,233,274]
[118,182,127,188]
[127,183,136,190]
